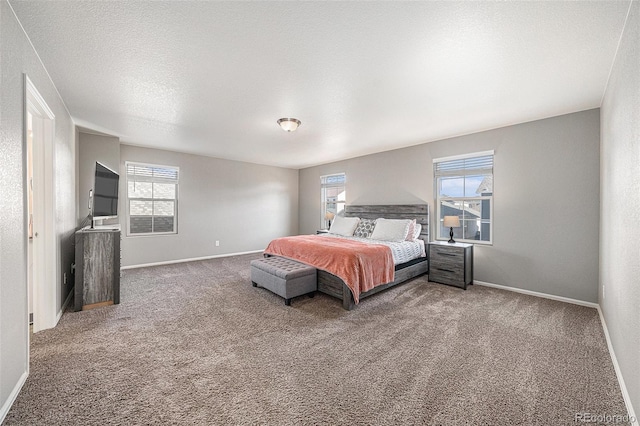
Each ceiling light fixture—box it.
[277,118,301,132]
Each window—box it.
[321,173,346,228]
[126,161,179,235]
[434,151,493,244]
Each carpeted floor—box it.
[5,253,629,425]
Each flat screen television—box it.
[92,162,119,220]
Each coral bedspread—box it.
[264,235,394,304]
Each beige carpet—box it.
[5,253,629,425]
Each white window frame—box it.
[126,161,179,236]
[434,151,494,245]
[320,173,346,229]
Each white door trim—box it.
[25,75,58,333]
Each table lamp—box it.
[443,216,460,243]
[325,211,335,229]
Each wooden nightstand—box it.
[316,229,329,234]
[428,241,473,289]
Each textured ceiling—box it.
[9,1,631,169]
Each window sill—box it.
[434,238,492,246]
[126,232,178,238]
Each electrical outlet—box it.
[215,240,220,247]
[602,284,605,300]
[63,272,67,285]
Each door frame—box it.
[24,75,58,333]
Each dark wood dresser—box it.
[74,226,121,311]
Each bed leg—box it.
[285,298,291,306]
[252,281,257,287]
[308,292,315,298]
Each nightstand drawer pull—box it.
[436,268,455,273]
[439,252,456,257]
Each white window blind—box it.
[434,154,494,177]
[126,162,179,235]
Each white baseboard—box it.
[597,307,638,425]
[121,249,264,270]
[473,280,598,308]
[56,288,74,323]
[0,371,28,424]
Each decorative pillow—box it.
[405,220,423,241]
[328,215,360,236]
[405,219,417,241]
[413,223,422,240]
[370,218,412,242]
[353,219,376,238]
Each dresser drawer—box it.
[429,246,464,272]
[429,257,462,271]
[429,266,464,286]
[429,244,464,259]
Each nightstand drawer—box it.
[429,244,464,258]
[429,257,463,271]
[430,247,464,272]
[429,266,464,285]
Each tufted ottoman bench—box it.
[251,256,317,306]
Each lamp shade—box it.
[324,211,335,221]
[277,118,301,132]
[443,216,460,228]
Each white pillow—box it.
[370,218,412,242]
[328,216,360,236]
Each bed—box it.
[265,204,429,310]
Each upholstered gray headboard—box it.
[344,204,429,244]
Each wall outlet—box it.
[215,240,220,247]
[63,272,67,285]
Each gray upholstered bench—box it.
[251,256,317,306]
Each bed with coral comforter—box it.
[264,204,429,309]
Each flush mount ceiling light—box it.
[277,118,301,132]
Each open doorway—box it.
[26,109,34,327]
[25,75,58,333]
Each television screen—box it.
[93,162,119,218]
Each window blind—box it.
[126,163,179,183]
[434,153,493,177]
[321,173,346,187]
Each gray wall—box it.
[300,109,600,303]
[119,145,298,267]
[0,0,76,418]
[77,131,120,222]
[600,0,639,416]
